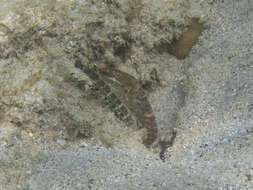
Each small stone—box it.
[56,139,66,146]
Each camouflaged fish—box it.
[74,60,158,148]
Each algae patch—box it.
[168,18,205,59]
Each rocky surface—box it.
[0,0,252,189]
